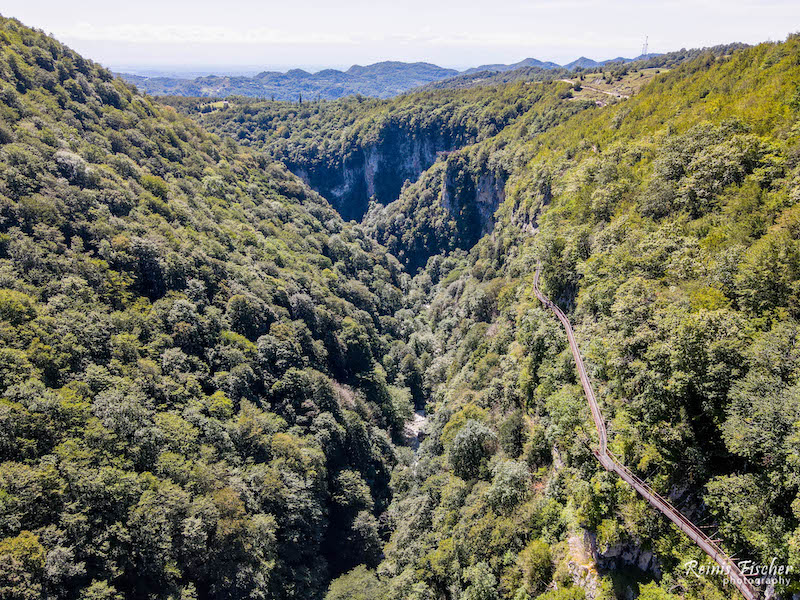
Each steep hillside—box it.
[123,61,459,101]
[0,17,426,600]
[327,37,800,600]
[361,83,589,272]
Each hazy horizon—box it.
[2,0,798,74]
[108,52,656,79]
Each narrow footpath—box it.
[533,262,760,600]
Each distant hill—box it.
[561,54,662,70]
[122,61,458,100]
[465,54,662,74]
[423,46,741,91]
[462,57,562,74]
[563,56,602,69]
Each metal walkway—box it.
[533,262,759,600]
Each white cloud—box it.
[55,23,355,45]
[55,23,637,54]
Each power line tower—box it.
[641,35,649,57]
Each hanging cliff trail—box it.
[533,262,760,600]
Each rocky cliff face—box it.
[441,168,506,241]
[287,130,458,221]
[359,148,509,273]
[565,530,662,600]
[283,117,509,272]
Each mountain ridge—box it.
[462,57,562,74]
[121,61,459,100]
[120,54,663,99]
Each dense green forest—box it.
[0,16,426,600]
[2,11,800,600]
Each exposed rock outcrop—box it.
[287,131,459,221]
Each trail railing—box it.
[533,262,760,600]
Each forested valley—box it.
[1,14,800,600]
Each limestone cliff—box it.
[286,130,458,221]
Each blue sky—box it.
[2,0,798,72]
